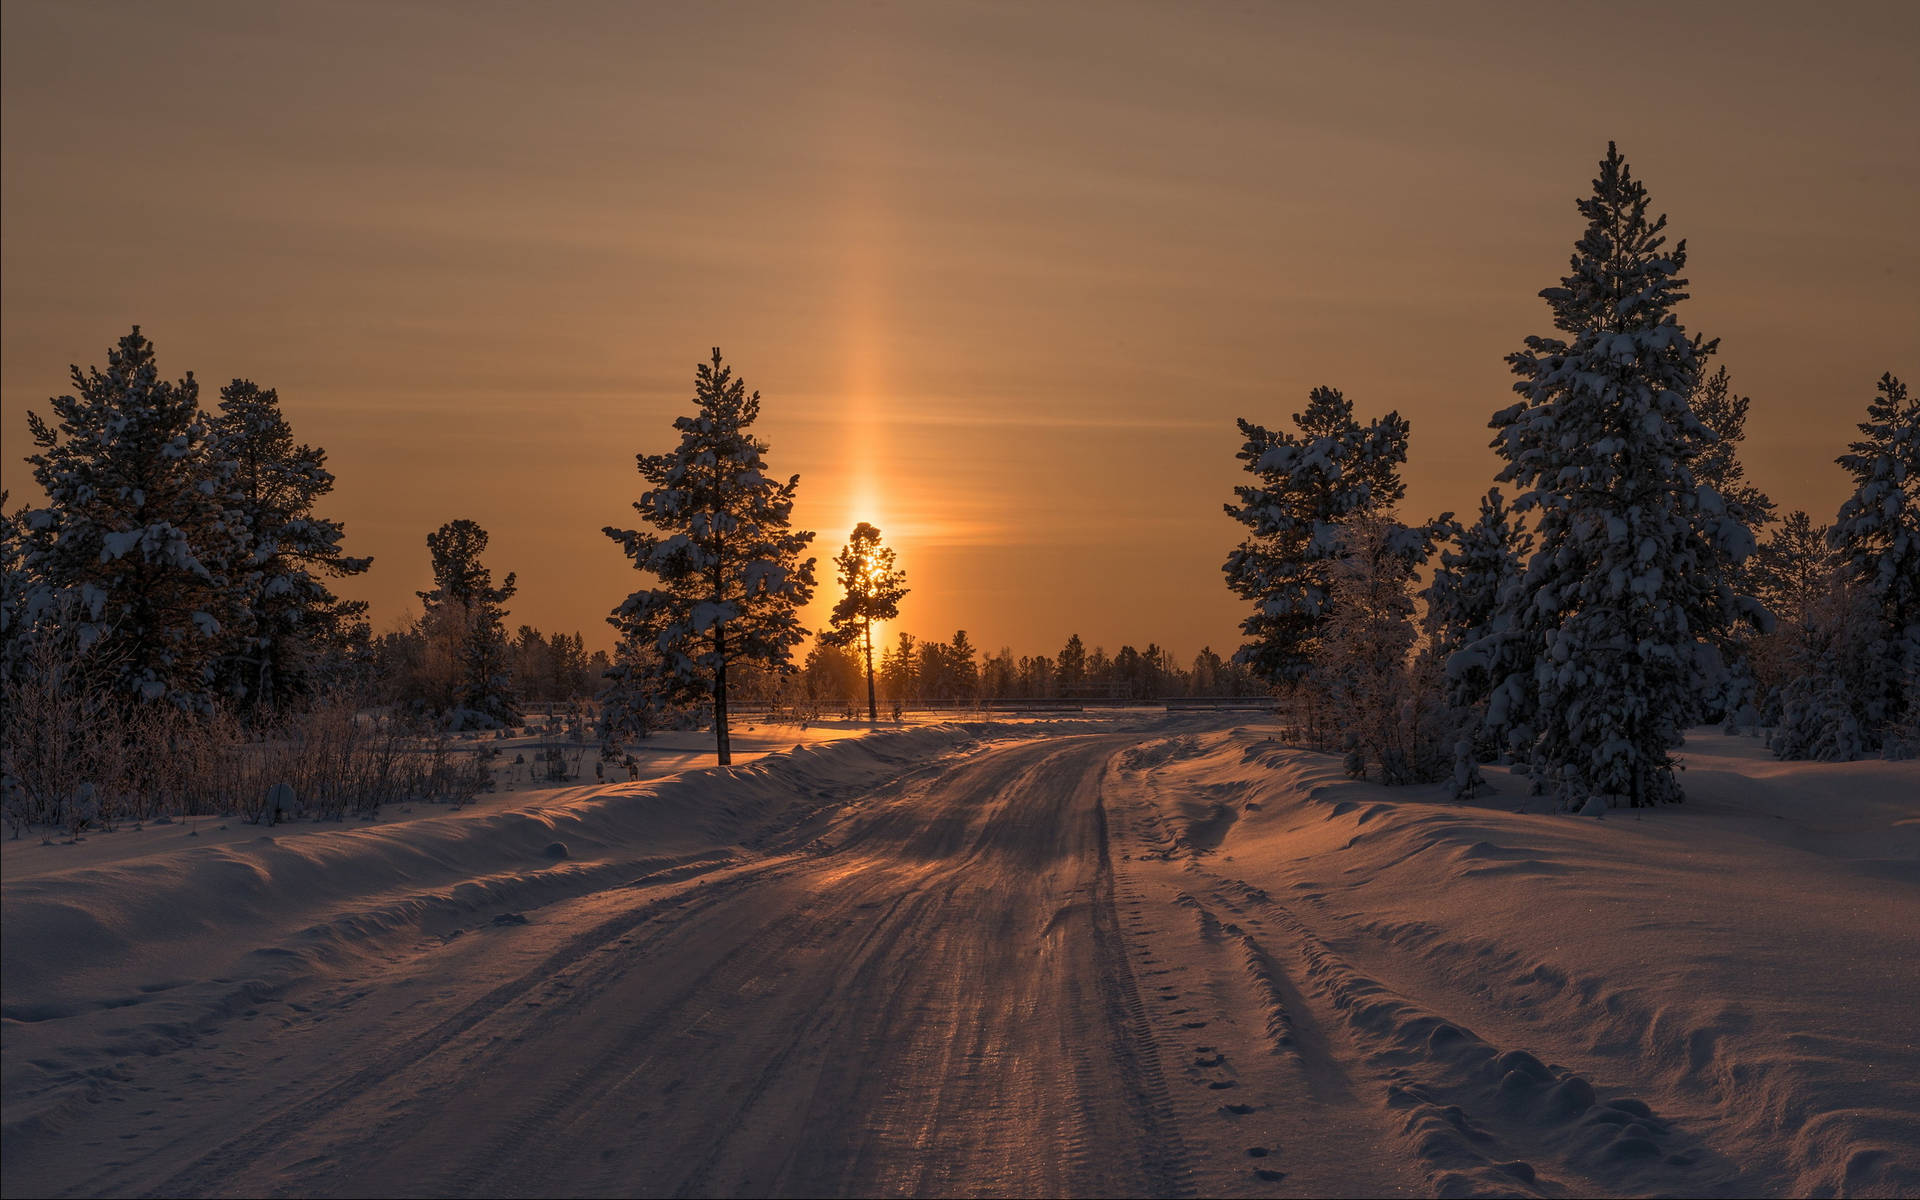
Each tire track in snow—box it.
[141,852,803,1197]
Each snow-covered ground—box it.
[3,715,1914,1197]
[0,716,874,883]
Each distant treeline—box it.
[794,632,1265,707]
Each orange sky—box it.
[4,1,1916,660]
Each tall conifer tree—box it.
[604,349,816,765]
[821,522,907,724]
[1486,144,1759,808]
[212,379,371,714]
[21,328,240,711]
[418,518,519,727]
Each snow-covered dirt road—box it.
[5,721,1915,1197]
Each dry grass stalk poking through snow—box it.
[3,642,489,839]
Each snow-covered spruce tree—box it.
[821,522,908,724]
[1426,487,1530,720]
[211,379,371,716]
[1224,386,1412,685]
[604,349,816,766]
[1828,372,1919,754]
[21,328,243,711]
[1487,145,1762,809]
[416,519,519,729]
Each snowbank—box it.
[1,721,1017,1142]
[1119,724,1920,1197]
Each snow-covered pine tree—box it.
[1224,387,1412,683]
[1488,144,1761,809]
[1828,372,1919,752]
[417,518,520,728]
[820,522,908,723]
[1426,487,1530,717]
[211,379,371,716]
[21,328,242,711]
[603,349,816,765]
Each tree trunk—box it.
[713,625,732,766]
[864,618,877,725]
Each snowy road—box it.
[5,723,1915,1197]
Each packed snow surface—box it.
[3,716,1915,1197]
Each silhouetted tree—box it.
[604,349,816,764]
[821,522,908,723]
[879,631,919,703]
[418,518,519,727]
[946,630,981,700]
[211,379,371,715]
[802,638,864,710]
[1057,633,1088,690]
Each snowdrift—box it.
[1,722,1011,1143]
[1119,726,1920,1197]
